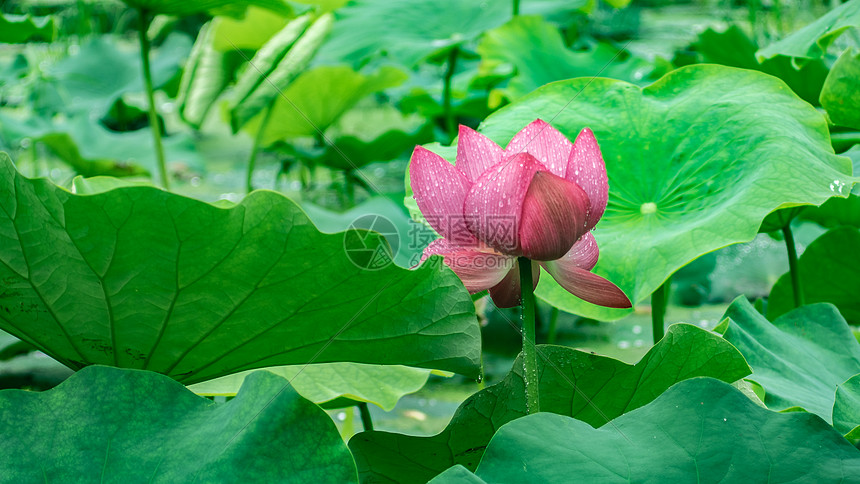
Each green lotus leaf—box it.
[717,297,860,420]
[49,33,190,116]
[768,227,860,324]
[0,365,357,482]
[301,196,425,268]
[834,373,860,439]
[314,0,511,67]
[119,0,291,17]
[0,154,481,383]
[349,324,750,483]
[211,6,291,51]
[756,0,860,64]
[0,13,55,43]
[471,65,851,320]
[190,363,431,411]
[820,47,860,129]
[310,102,432,171]
[430,378,860,483]
[249,65,406,146]
[477,16,655,102]
[689,25,829,105]
[0,113,201,177]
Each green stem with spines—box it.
[651,281,667,344]
[442,46,459,140]
[518,257,540,414]
[245,101,275,193]
[782,224,804,308]
[513,0,520,16]
[137,9,169,190]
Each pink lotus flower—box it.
[410,119,632,309]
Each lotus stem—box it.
[546,307,560,345]
[651,281,667,344]
[246,101,275,194]
[782,224,804,308]
[358,402,374,431]
[137,9,169,190]
[830,132,860,152]
[513,0,520,16]
[518,257,540,414]
[442,46,459,140]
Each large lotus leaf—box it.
[469,64,852,320]
[311,102,432,171]
[834,373,860,439]
[478,16,655,102]
[49,34,190,116]
[349,324,750,483]
[251,65,405,146]
[757,0,860,63]
[690,25,829,105]
[314,0,512,67]
[430,378,860,484]
[119,0,291,17]
[0,13,55,43]
[768,227,860,324]
[0,155,481,383]
[717,297,860,421]
[0,365,357,482]
[821,47,860,129]
[301,196,425,268]
[190,363,430,411]
[0,113,202,177]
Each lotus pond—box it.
[1,0,860,482]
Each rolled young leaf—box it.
[229,13,333,131]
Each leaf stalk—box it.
[137,9,169,190]
[518,257,540,414]
[442,46,459,140]
[782,224,804,308]
[651,281,668,344]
